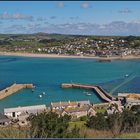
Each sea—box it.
[0,55,140,112]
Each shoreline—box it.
[0,52,140,60]
[0,52,99,59]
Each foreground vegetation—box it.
[119,133,140,138]
[0,127,29,138]
[1,109,140,138]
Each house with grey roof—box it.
[77,100,90,106]
[4,104,46,119]
[0,113,11,125]
[53,104,96,119]
[51,100,90,110]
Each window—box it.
[12,112,15,117]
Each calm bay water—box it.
[0,56,140,112]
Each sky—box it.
[0,1,140,35]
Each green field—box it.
[119,133,140,138]
[69,121,86,128]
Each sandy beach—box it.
[0,52,99,59]
[0,51,140,60]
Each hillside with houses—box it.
[0,34,140,57]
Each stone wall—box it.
[0,84,34,100]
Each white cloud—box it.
[99,25,106,29]
[0,12,33,21]
[130,20,140,24]
[37,17,46,21]
[57,2,64,8]
[69,16,79,20]
[4,25,26,33]
[119,8,132,14]
[81,2,90,9]
[2,20,140,36]
[50,16,56,19]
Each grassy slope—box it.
[69,120,113,138]
[119,133,140,138]
[0,126,29,138]
[1,124,140,138]
[69,121,86,128]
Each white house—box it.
[51,101,77,110]
[4,104,46,118]
[51,100,90,110]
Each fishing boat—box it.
[86,93,92,96]
[32,89,35,92]
[84,92,92,96]
[125,74,129,77]
[42,92,46,95]
[39,95,42,98]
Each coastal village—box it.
[0,82,140,128]
[1,0,140,138]
[0,34,140,58]
[0,34,140,137]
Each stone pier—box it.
[0,83,34,100]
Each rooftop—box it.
[51,101,70,108]
[0,113,11,123]
[64,105,91,113]
[77,100,90,105]
[127,98,140,103]
[126,94,140,99]
[51,100,90,108]
[4,104,46,113]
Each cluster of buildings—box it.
[0,100,120,126]
[33,37,140,57]
[1,35,140,57]
[51,100,96,119]
[0,104,46,126]
[1,91,140,127]
[36,38,136,57]
[0,100,96,126]
[118,93,140,109]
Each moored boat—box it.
[42,92,46,95]
[84,92,92,96]
[125,74,129,77]
[39,95,42,98]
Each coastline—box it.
[0,52,99,59]
[0,51,140,60]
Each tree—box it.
[85,108,140,137]
[66,125,80,138]
[29,111,79,138]
[107,112,123,137]
[80,116,87,121]
[86,113,108,130]
[121,109,139,133]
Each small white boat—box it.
[86,93,92,96]
[32,89,35,92]
[125,74,129,77]
[39,95,42,98]
[84,92,92,96]
[42,92,45,95]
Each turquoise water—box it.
[0,56,140,112]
